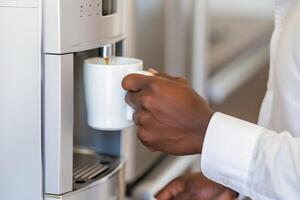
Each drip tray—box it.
[73,149,121,190]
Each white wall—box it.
[135,0,165,72]
[209,0,274,19]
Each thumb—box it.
[155,178,185,200]
[147,68,177,80]
[151,71,188,84]
[122,74,151,92]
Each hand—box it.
[156,173,237,200]
[122,72,214,155]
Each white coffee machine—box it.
[0,0,128,199]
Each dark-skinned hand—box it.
[155,173,237,200]
[122,72,214,155]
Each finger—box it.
[122,74,151,92]
[155,179,185,200]
[173,190,192,200]
[136,127,157,150]
[154,72,177,80]
[133,109,156,127]
[125,90,156,110]
[125,92,138,109]
[154,73,188,84]
[174,77,188,84]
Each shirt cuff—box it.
[201,112,263,194]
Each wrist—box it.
[203,109,215,133]
[200,109,215,153]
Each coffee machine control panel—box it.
[78,0,102,18]
[44,0,124,54]
[78,0,117,18]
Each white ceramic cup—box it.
[83,57,152,131]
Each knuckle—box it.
[137,129,154,147]
[133,111,148,125]
[137,113,147,125]
[140,95,155,110]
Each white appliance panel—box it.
[44,54,74,194]
[44,0,125,54]
[0,7,43,200]
[0,0,38,7]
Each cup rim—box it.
[84,56,143,67]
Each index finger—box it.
[122,74,151,92]
[155,179,184,200]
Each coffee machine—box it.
[44,0,128,199]
[0,0,128,199]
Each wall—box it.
[209,0,274,19]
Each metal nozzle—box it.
[103,44,115,58]
[102,44,115,65]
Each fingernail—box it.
[148,68,159,74]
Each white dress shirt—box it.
[201,0,300,199]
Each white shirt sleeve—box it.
[201,112,300,200]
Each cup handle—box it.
[126,70,153,121]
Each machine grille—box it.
[73,151,117,189]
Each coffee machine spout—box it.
[103,44,115,64]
